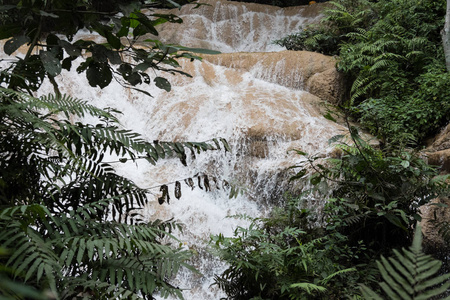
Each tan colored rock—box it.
[429,123,450,152]
[420,197,450,249]
[427,149,450,173]
[149,0,325,52]
[306,67,345,105]
[426,123,450,173]
[202,51,345,104]
[420,123,450,248]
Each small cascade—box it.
[12,1,346,298]
[152,0,323,52]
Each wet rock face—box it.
[149,0,326,53]
[421,197,450,254]
[420,124,450,251]
[426,123,450,173]
[201,51,345,105]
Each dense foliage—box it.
[0,89,206,299]
[0,0,224,298]
[361,225,450,300]
[211,201,366,299]
[0,0,218,96]
[212,129,450,299]
[275,0,449,144]
[228,0,328,8]
[212,1,450,298]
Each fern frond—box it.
[320,268,357,285]
[1,220,61,294]
[290,282,327,295]
[0,88,118,123]
[361,225,450,299]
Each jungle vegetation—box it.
[211,0,450,299]
[275,0,450,145]
[0,0,450,299]
[0,0,223,298]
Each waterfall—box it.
[18,0,346,298]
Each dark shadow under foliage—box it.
[228,0,328,8]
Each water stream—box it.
[22,0,348,298]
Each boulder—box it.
[426,123,450,173]
[202,51,345,105]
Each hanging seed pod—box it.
[185,178,195,190]
[204,175,211,192]
[222,179,230,189]
[198,175,203,189]
[175,181,182,200]
[213,176,220,189]
[159,184,170,204]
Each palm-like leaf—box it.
[0,88,220,298]
[361,225,450,300]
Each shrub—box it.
[210,198,366,299]
[274,0,377,56]
[295,129,449,253]
[277,0,448,144]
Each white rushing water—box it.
[9,1,345,298]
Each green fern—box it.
[360,225,450,300]
[0,88,223,298]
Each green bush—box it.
[298,129,447,252]
[274,26,342,55]
[357,68,450,143]
[274,0,377,56]
[277,0,448,144]
[212,130,450,299]
[210,198,366,299]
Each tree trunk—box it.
[444,0,450,72]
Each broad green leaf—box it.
[323,112,337,122]
[130,87,153,97]
[59,40,81,57]
[4,35,30,55]
[0,5,16,11]
[133,62,152,72]
[105,31,121,50]
[135,13,159,36]
[125,72,142,86]
[106,50,122,64]
[289,149,308,156]
[38,10,59,18]
[86,62,112,89]
[328,134,345,144]
[39,51,62,77]
[152,13,183,24]
[176,46,221,55]
[154,77,171,92]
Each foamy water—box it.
[2,1,343,298]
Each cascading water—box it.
[25,1,348,298]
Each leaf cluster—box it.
[0,0,220,95]
[276,0,448,144]
[210,197,366,300]
[274,0,377,56]
[293,129,448,253]
[0,87,227,298]
[361,225,450,300]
